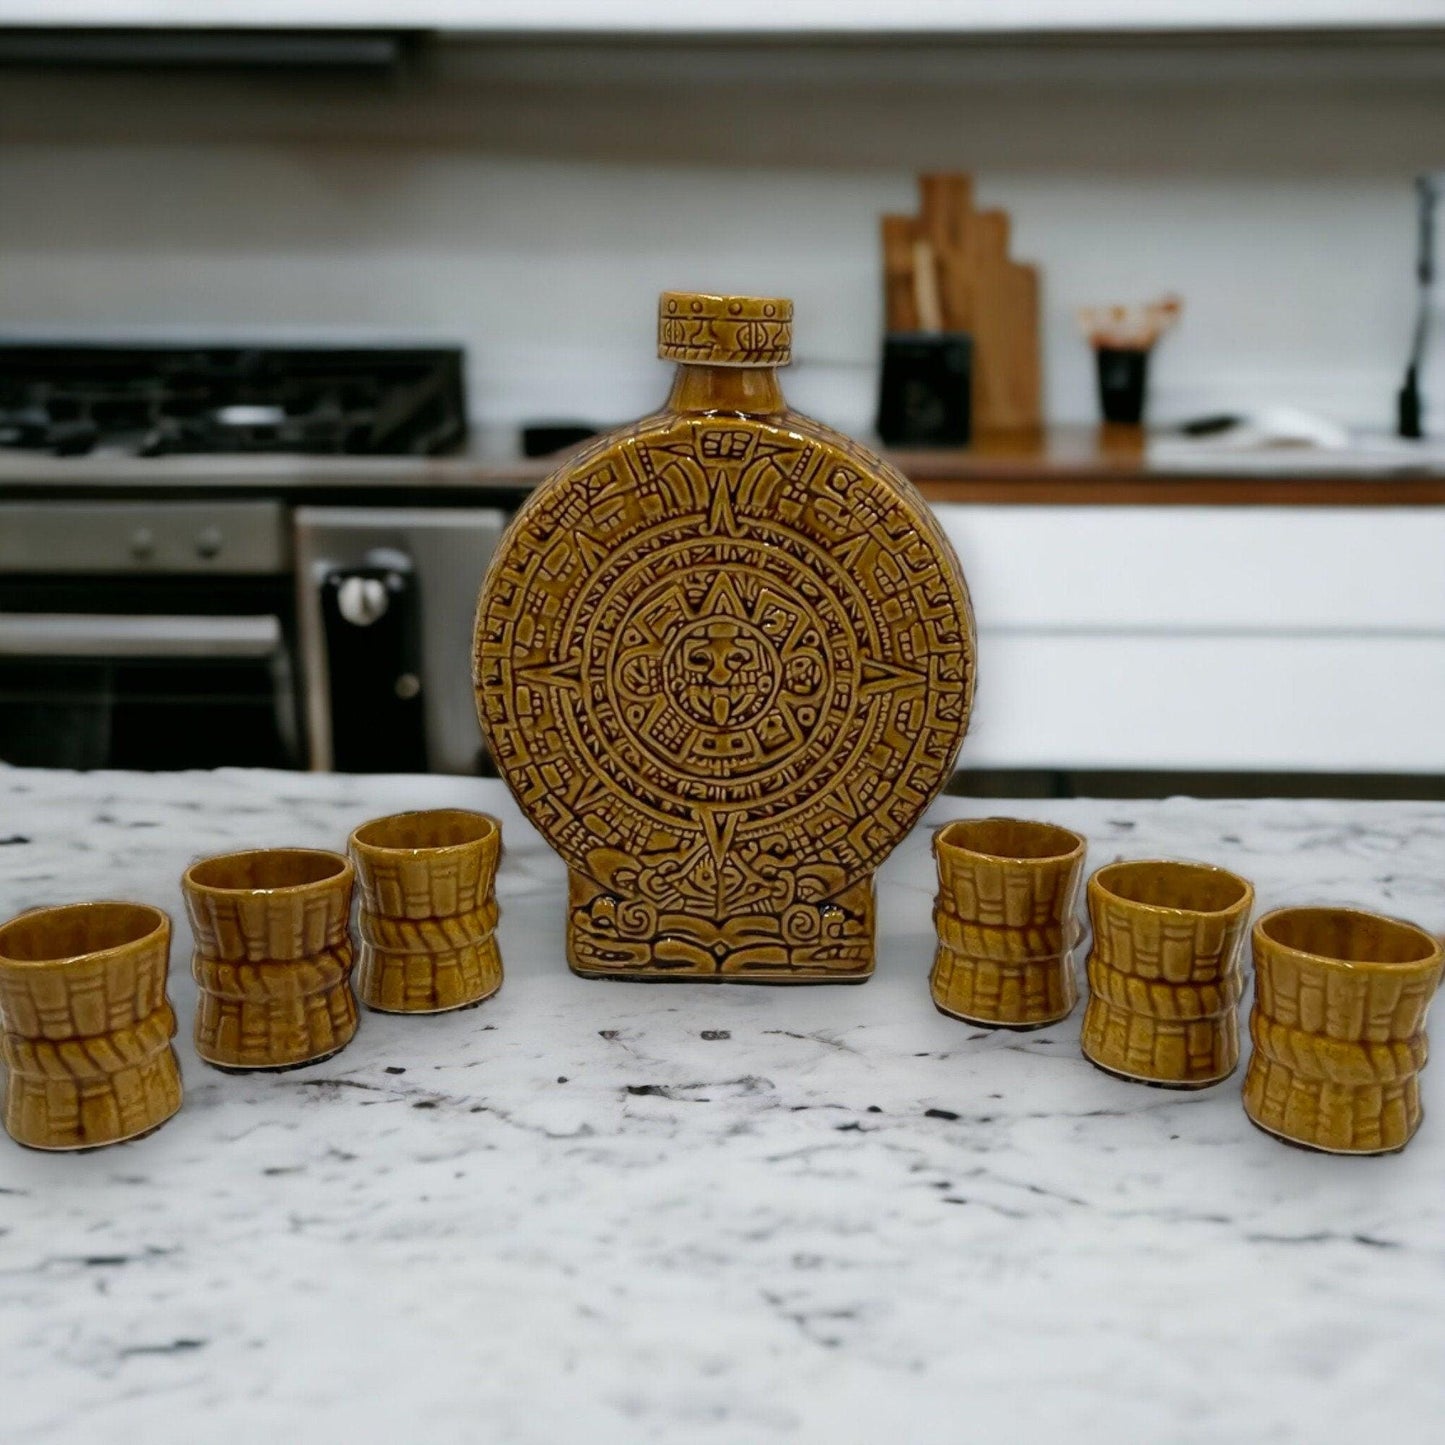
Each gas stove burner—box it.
[0,342,468,457]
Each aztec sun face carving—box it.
[668,616,775,729]
[615,571,830,776]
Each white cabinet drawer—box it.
[936,506,1445,632]
[961,632,1445,774]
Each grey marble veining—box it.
[2,767,1444,1444]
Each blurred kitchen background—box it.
[1,4,1443,798]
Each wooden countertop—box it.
[2,426,1444,506]
[898,426,1445,506]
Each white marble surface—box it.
[2,768,1444,1444]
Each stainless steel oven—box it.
[0,499,507,774]
[0,339,502,773]
[0,500,300,768]
[294,506,505,775]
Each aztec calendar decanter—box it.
[475,292,976,982]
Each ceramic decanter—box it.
[475,291,976,982]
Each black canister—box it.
[877,332,972,446]
[1095,346,1150,426]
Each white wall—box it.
[0,37,1440,440]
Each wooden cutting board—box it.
[880,213,922,332]
[883,173,1042,433]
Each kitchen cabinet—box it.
[937,505,1445,774]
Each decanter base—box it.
[566,868,876,985]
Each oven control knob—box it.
[129,526,156,561]
[195,526,223,560]
[336,575,389,627]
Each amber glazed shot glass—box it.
[1244,907,1444,1155]
[182,848,357,1071]
[0,902,183,1150]
[930,817,1087,1028]
[348,809,503,1014]
[1081,859,1253,1088]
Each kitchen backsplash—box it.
[0,38,1438,438]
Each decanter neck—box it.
[666,364,786,418]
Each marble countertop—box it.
[2,768,1444,1444]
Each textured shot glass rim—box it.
[1089,858,1253,920]
[349,808,500,860]
[0,899,169,971]
[933,816,1086,867]
[182,847,353,898]
[1253,905,1443,973]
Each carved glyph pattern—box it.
[657,292,792,367]
[929,830,1082,1027]
[477,412,974,979]
[0,924,182,1150]
[1244,937,1443,1154]
[185,867,357,1070]
[1080,888,1249,1087]
[357,910,502,1014]
[352,826,504,1014]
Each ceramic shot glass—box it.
[1081,859,1253,1088]
[1244,907,1444,1155]
[0,902,183,1150]
[930,817,1086,1028]
[182,848,357,1071]
[348,809,503,1014]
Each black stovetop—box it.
[0,342,468,457]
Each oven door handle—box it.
[0,613,283,659]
